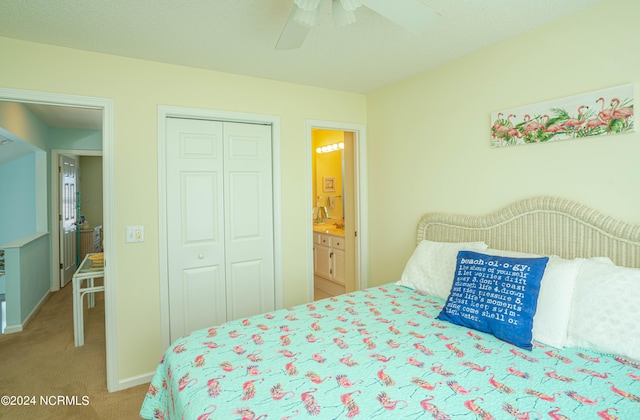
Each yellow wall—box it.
[0,36,366,382]
[312,129,344,220]
[366,0,640,285]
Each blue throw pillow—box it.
[437,250,549,350]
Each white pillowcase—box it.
[482,248,581,349]
[566,258,640,362]
[397,240,488,299]
[531,256,582,348]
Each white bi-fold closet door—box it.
[166,117,275,343]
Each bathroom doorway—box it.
[308,121,368,302]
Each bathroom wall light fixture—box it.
[316,141,344,154]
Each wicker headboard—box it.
[417,196,640,268]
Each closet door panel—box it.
[167,118,225,342]
[181,266,226,335]
[182,172,219,243]
[227,259,264,320]
[224,122,275,317]
[228,172,261,239]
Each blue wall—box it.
[4,233,50,332]
[50,127,102,150]
[0,154,37,245]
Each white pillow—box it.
[531,256,581,348]
[397,240,488,299]
[566,258,640,362]
[482,248,581,349]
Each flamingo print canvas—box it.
[491,84,634,147]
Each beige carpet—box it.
[0,281,148,419]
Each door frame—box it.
[157,105,283,351]
[306,120,368,301]
[0,87,117,392]
[52,149,103,290]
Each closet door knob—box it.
[198,254,204,260]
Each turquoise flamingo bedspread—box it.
[140,284,640,419]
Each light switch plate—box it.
[125,225,144,243]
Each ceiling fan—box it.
[276,0,440,50]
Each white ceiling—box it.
[0,103,103,165]
[22,104,103,130]
[0,0,602,95]
[0,0,603,164]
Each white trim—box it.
[2,325,22,334]
[102,97,117,393]
[34,150,47,232]
[51,149,102,292]
[306,120,368,301]
[157,105,283,351]
[118,372,155,390]
[1,231,49,248]
[0,87,118,392]
[3,290,51,334]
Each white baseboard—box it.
[3,291,50,334]
[3,324,22,334]
[116,372,153,392]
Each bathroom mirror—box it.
[313,136,344,222]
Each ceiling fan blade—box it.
[276,6,311,50]
[361,0,440,34]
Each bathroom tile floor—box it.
[314,287,332,301]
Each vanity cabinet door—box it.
[332,248,345,285]
[314,242,332,280]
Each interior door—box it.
[59,154,78,287]
[166,118,275,342]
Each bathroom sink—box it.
[313,225,344,236]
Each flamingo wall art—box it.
[491,84,634,148]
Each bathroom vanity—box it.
[313,228,345,297]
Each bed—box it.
[140,196,640,419]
